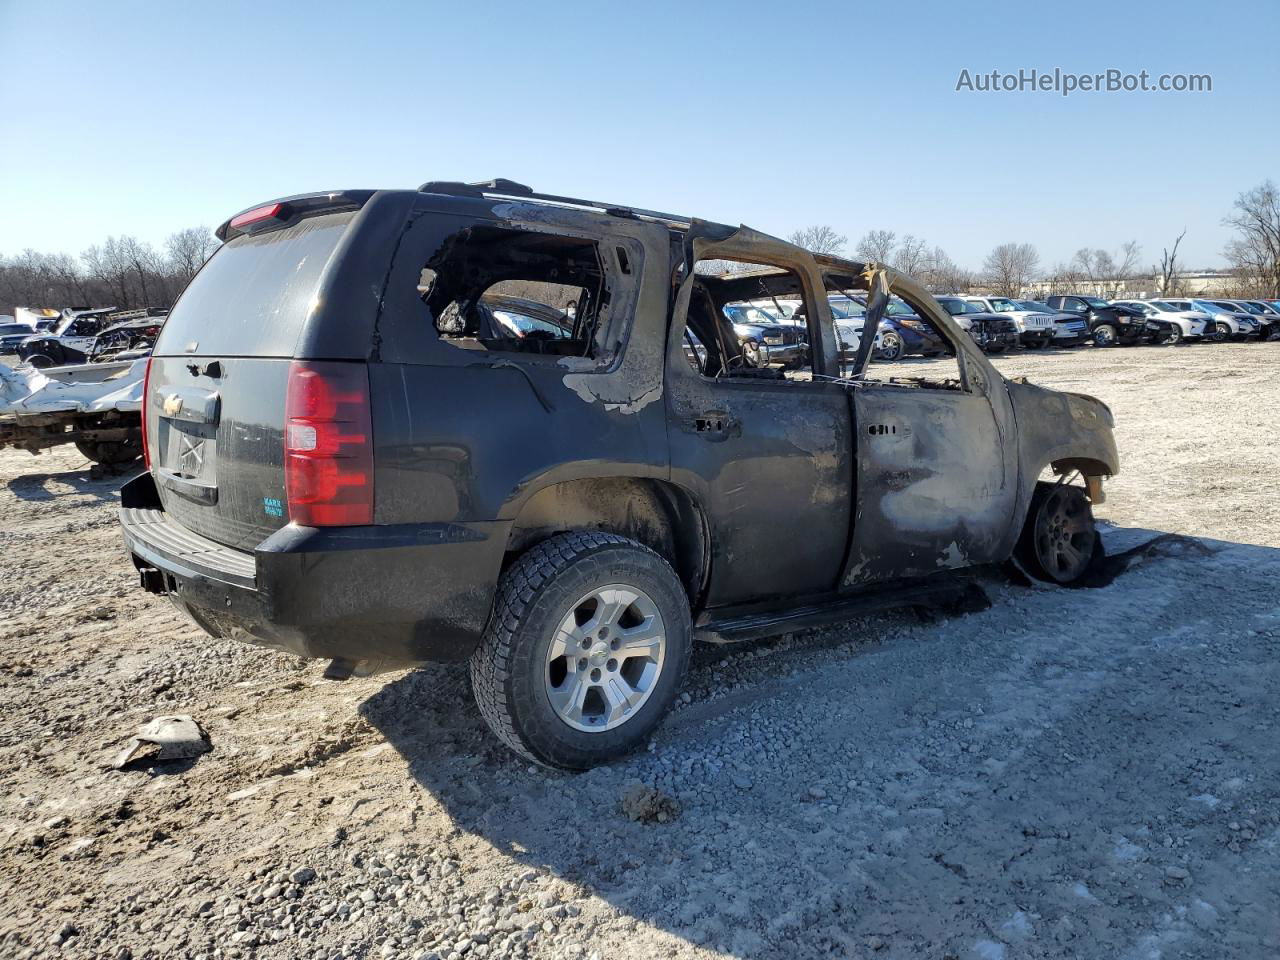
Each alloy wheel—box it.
[544,584,667,733]
[879,332,903,361]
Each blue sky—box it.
[1,0,1276,272]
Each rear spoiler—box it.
[216,190,376,241]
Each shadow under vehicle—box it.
[118,179,1119,770]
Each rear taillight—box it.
[284,361,374,526]
[141,356,153,471]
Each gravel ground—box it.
[1,341,1278,960]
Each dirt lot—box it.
[2,342,1278,960]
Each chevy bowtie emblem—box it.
[163,394,184,416]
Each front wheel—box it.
[1092,324,1118,347]
[25,353,55,369]
[470,531,691,770]
[1207,323,1229,343]
[877,331,904,361]
[1015,482,1099,585]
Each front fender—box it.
[1007,378,1119,523]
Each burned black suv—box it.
[120,180,1119,769]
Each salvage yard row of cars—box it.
[4,292,1278,378]
[719,291,1280,367]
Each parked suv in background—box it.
[1244,300,1280,340]
[962,296,1056,348]
[1162,299,1257,341]
[1110,300,1208,344]
[1017,300,1090,346]
[119,180,1119,769]
[1215,299,1280,340]
[722,300,809,369]
[837,295,946,360]
[1043,295,1152,347]
[1161,299,1246,341]
[933,296,1020,352]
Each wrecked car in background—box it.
[17,309,165,367]
[933,296,1021,353]
[1,357,144,463]
[118,180,1119,769]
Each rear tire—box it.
[25,353,55,369]
[1208,322,1229,343]
[1158,325,1183,346]
[470,531,691,770]
[1015,482,1098,585]
[75,438,142,464]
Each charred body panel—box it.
[1005,378,1119,516]
[844,385,1017,584]
[665,224,852,607]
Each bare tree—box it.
[0,225,218,314]
[982,242,1041,297]
[1071,241,1142,294]
[854,229,897,264]
[117,236,162,309]
[893,235,929,276]
[1156,229,1187,295]
[916,246,974,293]
[787,225,847,256]
[166,227,219,285]
[1223,180,1280,297]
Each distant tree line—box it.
[786,178,1280,299]
[6,179,1278,314]
[0,227,219,313]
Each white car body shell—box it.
[0,358,144,417]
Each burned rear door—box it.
[666,224,853,607]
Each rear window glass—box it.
[154,212,353,357]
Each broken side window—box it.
[686,260,816,382]
[419,225,612,360]
[823,273,964,391]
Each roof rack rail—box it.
[417,178,693,228]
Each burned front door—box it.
[842,349,1019,586]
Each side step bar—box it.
[693,578,991,645]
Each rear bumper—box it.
[119,472,507,671]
